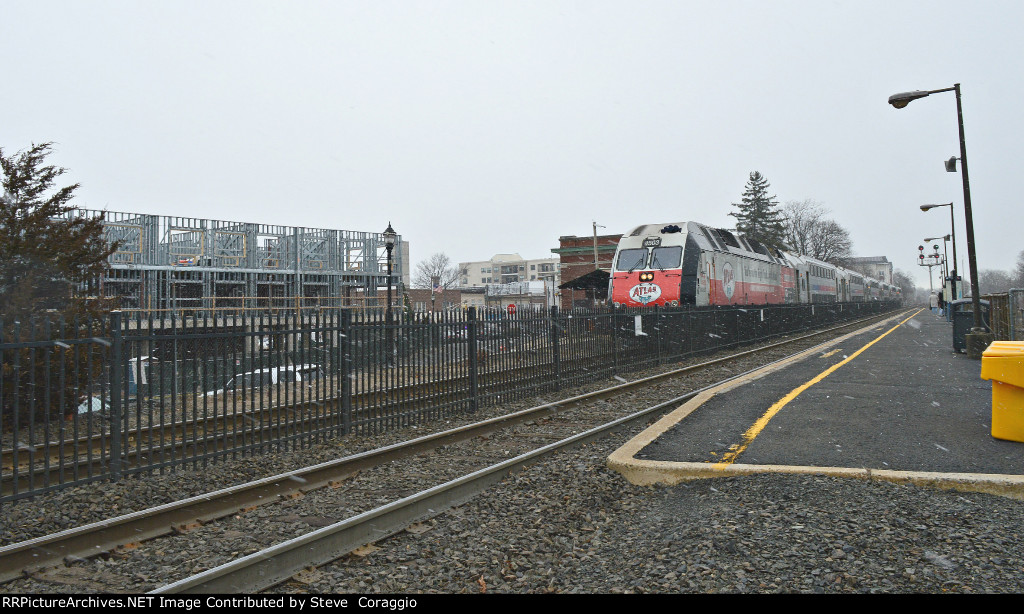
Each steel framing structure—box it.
[60,209,405,313]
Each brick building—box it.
[551,233,622,309]
[406,288,462,313]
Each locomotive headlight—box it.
[639,272,654,282]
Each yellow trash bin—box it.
[981,341,1024,442]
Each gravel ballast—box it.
[285,434,1024,594]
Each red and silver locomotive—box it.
[608,221,899,308]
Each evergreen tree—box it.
[729,171,787,248]
[1,143,115,317]
[1,142,116,426]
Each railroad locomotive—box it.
[608,221,900,308]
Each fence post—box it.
[655,305,663,366]
[468,307,479,413]
[109,310,123,482]
[611,307,619,375]
[341,309,352,435]
[549,306,561,391]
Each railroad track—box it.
[0,309,910,591]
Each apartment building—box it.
[459,254,560,288]
[845,256,893,284]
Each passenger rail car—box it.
[608,221,899,308]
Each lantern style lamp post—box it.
[383,222,397,365]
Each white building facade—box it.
[459,253,560,288]
[845,256,893,284]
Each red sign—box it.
[507,304,516,315]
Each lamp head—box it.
[383,222,397,247]
[888,90,931,108]
[945,156,959,172]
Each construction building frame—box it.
[61,209,406,314]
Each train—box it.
[608,221,900,308]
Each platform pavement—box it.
[608,307,1024,499]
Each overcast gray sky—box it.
[3,0,1021,289]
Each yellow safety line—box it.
[712,308,925,469]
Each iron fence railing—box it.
[1,300,901,502]
[984,289,1024,341]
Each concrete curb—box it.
[607,309,1024,501]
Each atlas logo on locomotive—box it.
[629,283,662,305]
[722,262,736,299]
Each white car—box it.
[77,395,109,415]
[206,364,324,396]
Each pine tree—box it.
[729,171,787,248]
[1,143,115,316]
[1,142,117,426]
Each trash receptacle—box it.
[951,298,990,353]
[981,341,1024,442]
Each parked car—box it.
[443,328,468,342]
[77,395,109,415]
[206,364,324,396]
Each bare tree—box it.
[808,219,853,265]
[782,199,852,266]
[978,269,1013,294]
[892,269,920,303]
[412,252,460,289]
[782,199,824,255]
[1015,250,1024,289]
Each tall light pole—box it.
[383,222,397,366]
[920,203,958,299]
[889,84,983,337]
[924,234,951,294]
[917,244,940,295]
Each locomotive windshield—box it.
[650,246,682,270]
[615,246,682,272]
[615,248,647,272]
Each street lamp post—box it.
[383,222,397,366]
[924,234,951,301]
[920,203,958,299]
[889,83,989,356]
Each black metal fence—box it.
[0,300,900,502]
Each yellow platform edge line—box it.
[606,309,1024,501]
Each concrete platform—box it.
[608,308,1024,499]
